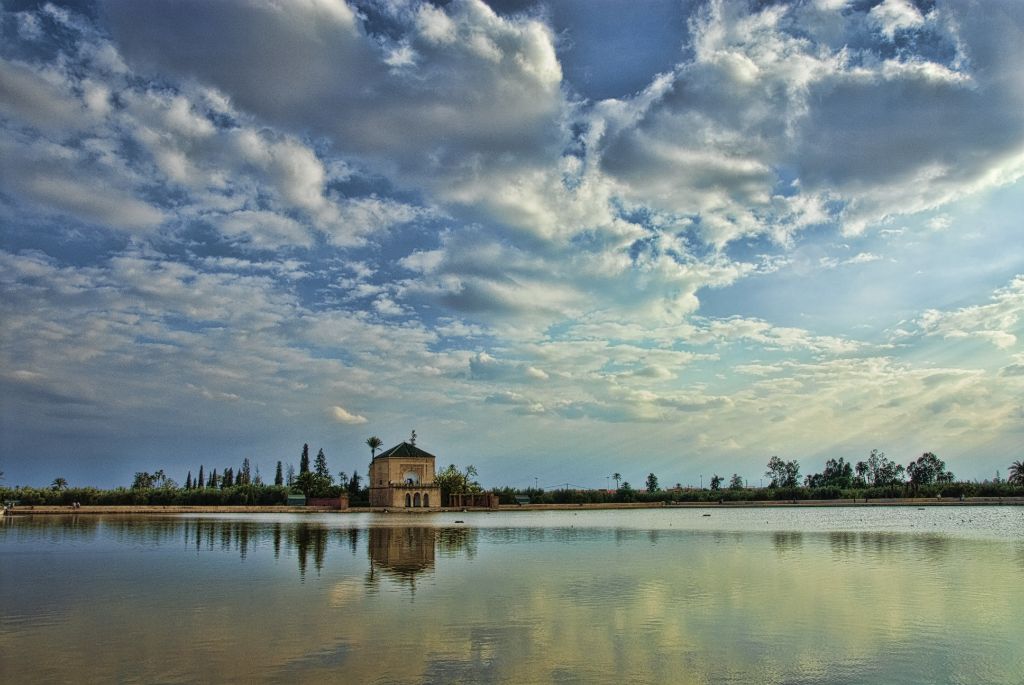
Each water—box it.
[2,507,1022,684]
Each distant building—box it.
[369,441,442,509]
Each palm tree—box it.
[366,436,383,458]
[1009,460,1024,486]
[51,477,68,491]
[612,473,622,489]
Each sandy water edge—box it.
[5,497,1023,516]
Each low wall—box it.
[306,495,349,510]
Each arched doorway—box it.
[423,493,430,508]
[413,492,421,507]
[405,493,411,508]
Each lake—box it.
[2,506,1022,684]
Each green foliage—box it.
[435,464,480,503]
[645,473,659,493]
[765,456,800,488]
[366,436,383,457]
[729,473,744,490]
[239,458,252,486]
[710,474,723,491]
[299,443,310,475]
[907,452,954,488]
[0,484,290,506]
[132,470,176,490]
[805,458,854,488]
[274,461,284,487]
[856,449,905,487]
[1008,460,1024,486]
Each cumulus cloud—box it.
[330,405,368,425]
[3,1,1023,486]
[595,0,1024,243]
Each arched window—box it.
[405,493,411,508]
[413,492,421,507]
[423,493,430,508]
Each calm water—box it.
[2,507,1022,684]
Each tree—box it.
[132,470,174,490]
[347,471,362,499]
[646,472,659,493]
[612,473,621,489]
[185,471,192,490]
[728,473,744,490]
[806,458,854,488]
[338,471,349,489]
[709,474,723,491]
[208,469,218,488]
[286,464,295,487]
[314,449,330,480]
[1006,460,1024,486]
[435,464,480,502]
[366,436,383,458]
[222,468,234,488]
[132,472,158,489]
[309,448,334,496]
[51,477,68,491]
[274,461,284,487]
[299,443,310,475]
[861,449,904,487]
[239,458,252,486]
[197,465,205,489]
[907,452,953,488]
[765,456,799,488]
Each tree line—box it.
[4,449,1022,508]
[493,454,1024,505]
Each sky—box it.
[1,0,1022,490]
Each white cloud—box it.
[868,0,925,40]
[330,405,368,425]
[912,276,1024,349]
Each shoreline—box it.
[5,496,1023,516]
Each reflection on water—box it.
[2,510,1023,685]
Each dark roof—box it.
[373,442,437,461]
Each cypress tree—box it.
[209,469,217,488]
[274,461,284,487]
[314,449,330,479]
[300,443,310,474]
[240,458,251,486]
[186,471,193,490]
[223,468,234,488]
[198,465,205,489]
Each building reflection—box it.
[367,526,436,590]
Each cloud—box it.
[330,405,368,425]
[594,0,1024,244]
[100,0,565,199]
[911,276,1024,349]
[868,0,926,40]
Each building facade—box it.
[368,441,442,509]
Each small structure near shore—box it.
[448,492,499,509]
[369,441,442,509]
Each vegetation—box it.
[1010,461,1024,486]
[435,464,480,503]
[5,447,1022,509]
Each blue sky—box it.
[1,0,1022,489]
